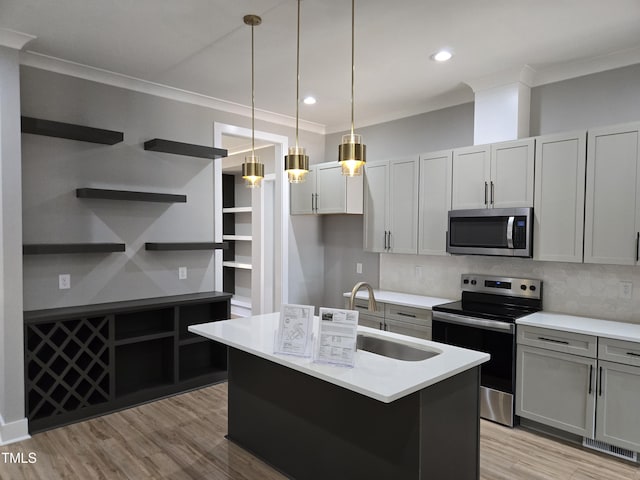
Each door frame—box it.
[213,122,289,313]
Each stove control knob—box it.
[520,284,527,290]
[470,279,477,285]
[529,285,537,291]
[463,279,469,284]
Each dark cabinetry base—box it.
[24,292,231,433]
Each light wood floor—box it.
[2,382,639,479]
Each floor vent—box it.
[583,438,638,462]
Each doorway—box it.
[213,122,289,316]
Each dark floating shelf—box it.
[145,242,228,251]
[23,243,126,255]
[76,188,187,203]
[21,116,124,145]
[144,138,227,159]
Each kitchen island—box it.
[190,313,489,480]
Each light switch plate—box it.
[356,263,362,274]
[178,267,187,280]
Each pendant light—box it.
[284,0,310,183]
[338,0,366,177]
[242,14,265,188]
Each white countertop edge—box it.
[189,314,488,403]
[517,312,640,343]
[342,289,453,310]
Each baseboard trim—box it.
[0,415,30,446]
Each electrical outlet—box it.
[356,263,363,274]
[619,281,633,300]
[178,267,187,280]
[59,274,70,290]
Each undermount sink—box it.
[356,334,440,361]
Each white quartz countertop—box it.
[517,312,640,343]
[342,289,453,309]
[189,313,488,403]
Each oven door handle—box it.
[433,311,515,333]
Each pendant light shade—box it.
[242,14,264,189]
[338,0,366,177]
[284,0,310,183]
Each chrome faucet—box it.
[348,281,378,312]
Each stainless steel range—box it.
[432,274,542,427]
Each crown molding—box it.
[20,51,326,135]
[465,65,536,93]
[529,46,640,87]
[0,28,36,51]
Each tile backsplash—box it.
[380,254,640,324]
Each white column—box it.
[0,29,35,445]
[466,65,534,145]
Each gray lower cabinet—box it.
[517,326,640,453]
[346,298,432,340]
[516,344,596,437]
[595,338,640,452]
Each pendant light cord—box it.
[295,0,301,149]
[350,0,355,139]
[251,21,255,158]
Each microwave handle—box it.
[506,216,514,248]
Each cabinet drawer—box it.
[384,304,431,327]
[599,337,640,367]
[384,318,431,340]
[347,298,385,318]
[358,314,384,330]
[517,325,596,357]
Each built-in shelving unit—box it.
[21,116,124,145]
[144,138,227,159]
[76,188,187,203]
[23,243,126,255]
[222,207,252,214]
[24,292,231,433]
[222,261,252,270]
[145,242,228,251]
[222,235,252,242]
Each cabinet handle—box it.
[388,231,392,251]
[397,312,417,318]
[599,366,603,397]
[379,322,383,330]
[537,336,570,345]
[315,193,319,212]
[311,193,315,212]
[484,182,488,206]
[636,232,639,262]
[626,352,640,357]
[588,364,593,395]
[490,181,495,205]
[383,231,387,250]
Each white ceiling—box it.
[3,0,640,133]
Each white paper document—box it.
[314,307,359,367]
[274,304,314,357]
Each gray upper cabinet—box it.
[290,161,363,215]
[533,131,587,263]
[418,150,452,256]
[451,139,534,210]
[364,157,419,254]
[584,122,640,265]
[290,165,317,214]
[451,145,490,210]
[490,138,535,208]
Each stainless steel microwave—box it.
[446,207,533,257]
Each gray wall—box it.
[321,103,475,307]
[20,66,326,310]
[530,63,640,136]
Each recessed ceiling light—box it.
[303,96,316,105]
[432,50,453,62]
